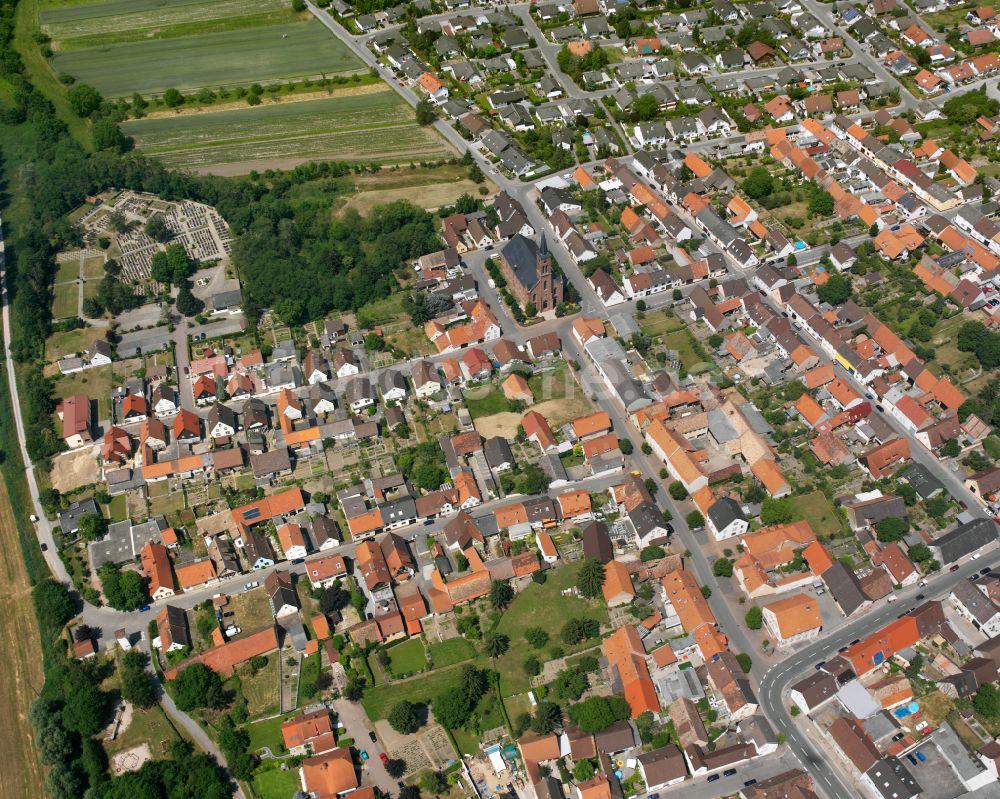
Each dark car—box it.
[743,780,757,788]
[723,769,737,777]
[814,661,825,670]
[851,638,860,645]
[838,645,848,653]
[40,543,48,552]
[906,754,917,765]
[665,524,675,535]
[368,731,378,743]
[916,594,925,600]
[950,564,960,572]
[892,732,905,742]
[138,604,151,612]
[707,775,720,783]
[981,567,991,575]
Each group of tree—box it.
[567,695,631,733]
[556,43,610,84]
[875,516,910,543]
[394,441,449,491]
[432,665,490,730]
[958,321,1000,370]
[561,617,600,645]
[172,662,227,712]
[119,650,157,709]
[388,699,425,735]
[149,243,196,287]
[576,559,606,598]
[816,271,852,305]
[98,562,149,611]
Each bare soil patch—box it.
[50,445,100,492]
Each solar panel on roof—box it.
[243,507,262,521]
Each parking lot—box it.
[909,739,964,799]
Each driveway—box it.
[331,697,398,793]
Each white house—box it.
[706,497,749,541]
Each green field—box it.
[790,490,843,537]
[41,0,295,48]
[123,90,450,169]
[50,18,361,96]
[252,767,301,799]
[362,562,608,719]
[52,282,78,319]
[429,638,476,667]
[387,638,427,676]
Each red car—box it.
[949,564,960,572]
[379,753,389,765]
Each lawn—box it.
[107,493,126,522]
[54,365,112,419]
[297,651,322,707]
[83,255,105,279]
[55,256,80,283]
[355,291,408,327]
[106,703,180,757]
[252,767,301,799]
[363,563,608,719]
[238,655,280,718]
[528,361,576,404]
[363,662,471,721]
[123,87,448,171]
[52,282,78,320]
[385,324,437,357]
[51,18,362,96]
[493,560,608,695]
[246,711,295,754]
[387,638,428,676]
[661,325,711,373]
[429,638,476,667]
[463,386,516,418]
[790,490,843,538]
[45,324,102,362]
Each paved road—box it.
[759,547,1000,799]
[801,0,919,111]
[0,215,71,583]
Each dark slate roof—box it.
[931,518,999,564]
[500,234,542,290]
[901,463,943,498]
[581,521,614,563]
[823,560,869,616]
[707,497,746,531]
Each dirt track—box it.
[0,480,45,799]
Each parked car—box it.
[138,604,151,612]
[916,594,925,600]
[368,732,378,743]
[743,780,757,788]
[707,775,720,783]
[245,580,260,590]
[29,514,38,523]
[380,753,389,765]
[40,543,48,551]
[907,754,917,765]
[981,567,991,575]
[723,769,737,777]
[225,625,241,636]
[815,661,825,670]
[360,750,369,761]
[916,752,926,762]
[950,564,960,572]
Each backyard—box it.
[361,561,609,721]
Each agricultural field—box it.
[123,88,452,172]
[0,478,45,799]
[40,0,296,49]
[46,0,362,97]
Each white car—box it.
[225,625,241,636]
[915,721,928,732]
[972,553,981,560]
[244,581,260,590]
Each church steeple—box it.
[537,234,551,276]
